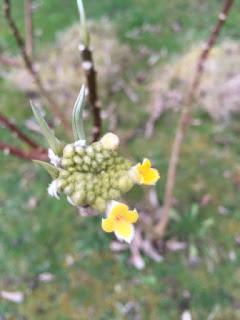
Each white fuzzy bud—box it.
[48,149,61,167]
[100,133,119,151]
[63,144,75,158]
[48,180,59,199]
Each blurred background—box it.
[0,0,240,319]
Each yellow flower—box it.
[101,201,138,243]
[131,158,160,185]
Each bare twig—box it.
[24,0,33,57]
[77,0,101,141]
[0,142,47,161]
[3,0,70,133]
[154,0,234,237]
[79,46,101,141]
[0,112,39,149]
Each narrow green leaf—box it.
[33,160,59,179]
[31,101,62,154]
[77,0,90,47]
[72,85,86,142]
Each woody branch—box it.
[3,0,71,133]
[154,0,234,237]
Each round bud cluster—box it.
[55,138,134,212]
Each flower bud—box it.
[100,133,119,151]
[82,164,89,171]
[83,155,91,165]
[93,197,107,212]
[96,154,104,163]
[64,184,74,196]
[61,158,73,167]
[108,189,120,199]
[59,169,70,178]
[71,191,85,205]
[63,144,75,158]
[75,146,85,156]
[91,160,98,170]
[73,155,82,165]
[86,191,95,204]
[86,146,94,157]
[92,142,102,152]
[118,175,133,192]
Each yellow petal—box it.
[101,218,114,233]
[141,168,160,185]
[123,209,139,223]
[141,158,151,169]
[114,221,133,243]
[108,202,129,219]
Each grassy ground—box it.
[0,0,240,319]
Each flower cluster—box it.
[49,134,134,213]
[32,88,160,243]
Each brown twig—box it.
[0,142,47,161]
[154,0,234,237]
[3,0,70,133]
[79,46,101,141]
[24,0,33,57]
[0,112,39,149]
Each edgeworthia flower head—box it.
[32,85,160,244]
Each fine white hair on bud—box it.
[74,140,86,147]
[67,196,76,206]
[100,132,119,150]
[48,149,61,167]
[48,180,59,199]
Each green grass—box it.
[1,0,240,319]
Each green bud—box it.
[86,146,94,157]
[101,190,109,200]
[92,142,102,152]
[59,169,70,178]
[61,158,73,167]
[82,164,89,171]
[106,158,114,166]
[118,176,133,193]
[93,197,107,212]
[64,184,74,195]
[86,182,94,191]
[108,170,116,179]
[73,155,82,164]
[115,157,123,164]
[75,146,85,155]
[74,172,84,181]
[63,144,75,158]
[102,150,110,159]
[96,154,104,163]
[91,160,98,170]
[83,155,91,165]
[108,189,120,199]
[86,191,95,204]
[66,174,73,182]
[67,167,76,173]
[71,191,85,205]
[75,182,85,193]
